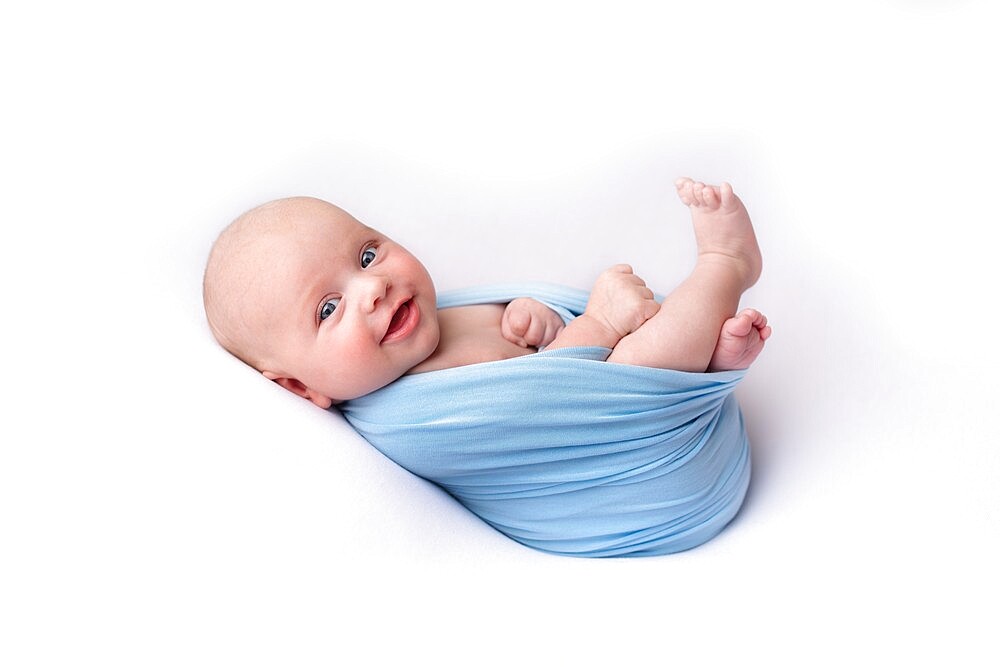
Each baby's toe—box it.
[702,185,722,209]
[675,180,695,205]
[724,312,754,337]
[692,182,707,206]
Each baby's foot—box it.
[708,308,771,371]
[675,178,762,290]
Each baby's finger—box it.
[501,310,530,347]
[621,272,647,287]
[501,326,529,348]
[607,263,633,275]
[738,308,767,328]
[507,307,531,336]
[523,315,549,347]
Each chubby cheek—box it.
[322,309,441,400]
[416,304,442,353]
[424,326,442,362]
[325,341,387,400]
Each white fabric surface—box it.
[3,1,998,664]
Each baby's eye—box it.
[319,297,341,322]
[361,246,377,268]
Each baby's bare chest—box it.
[411,304,535,374]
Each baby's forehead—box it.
[238,197,366,249]
[249,199,379,279]
[289,198,374,237]
[251,196,358,232]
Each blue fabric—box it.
[339,283,751,557]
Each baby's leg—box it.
[607,179,762,372]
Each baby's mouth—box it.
[381,299,416,343]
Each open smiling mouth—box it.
[381,298,418,343]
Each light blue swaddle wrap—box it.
[339,283,751,557]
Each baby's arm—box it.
[544,265,661,352]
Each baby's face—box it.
[251,200,440,405]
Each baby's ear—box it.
[262,371,334,409]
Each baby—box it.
[205,177,770,556]
[203,178,770,407]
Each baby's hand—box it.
[501,298,566,349]
[584,264,660,340]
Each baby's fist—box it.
[586,264,660,338]
[502,298,565,349]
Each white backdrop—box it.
[3,1,998,664]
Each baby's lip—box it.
[381,298,418,344]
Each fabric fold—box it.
[340,283,751,557]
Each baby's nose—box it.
[359,274,390,312]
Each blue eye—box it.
[319,297,341,321]
[361,247,377,268]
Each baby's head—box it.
[203,197,440,407]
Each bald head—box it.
[204,196,440,403]
[203,197,356,368]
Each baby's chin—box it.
[333,363,426,404]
